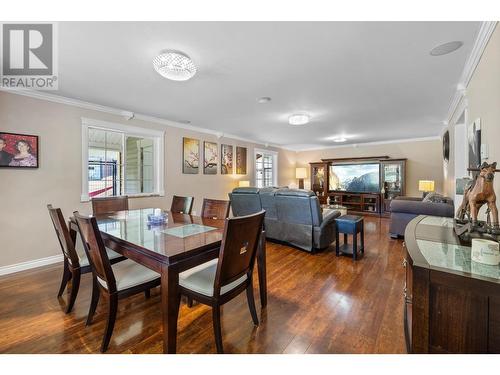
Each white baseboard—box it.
[0,254,63,277]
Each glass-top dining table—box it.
[69,208,267,353]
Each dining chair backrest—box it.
[171,195,194,214]
[47,205,80,267]
[214,210,265,297]
[201,199,231,220]
[73,212,117,292]
[92,196,129,215]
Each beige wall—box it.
[295,139,444,197]
[443,24,500,217]
[0,91,296,268]
[466,25,500,201]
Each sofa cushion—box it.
[275,188,315,197]
[232,187,260,194]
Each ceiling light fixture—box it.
[288,114,310,126]
[257,97,271,103]
[333,137,347,143]
[430,41,463,56]
[153,51,197,81]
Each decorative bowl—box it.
[147,213,168,226]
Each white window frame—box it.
[254,148,279,188]
[81,117,165,202]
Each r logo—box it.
[2,23,53,76]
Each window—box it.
[81,118,164,201]
[254,149,278,188]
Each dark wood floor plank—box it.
[0,217,406,354]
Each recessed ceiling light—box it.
[257,97,271,103]
[430,41,463,56]
[153,51,197,81]
[333,137,347,143]
[289,114,310,126]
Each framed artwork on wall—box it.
[182,137,200,174]
[221,144,233,174]
[236,146,247,174]
[442,130,450,163]
[468,118,481,171]
[0,132,39,168]
[203,141,218,174]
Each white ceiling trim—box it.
[0,88,284,150]
[286,136,441,152]
[445,21,497,124]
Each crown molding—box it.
[445,21,497,124]
[283,136,441,152]
[0,88,283,149]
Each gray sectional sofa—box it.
[229,187,341,252]
[389,196,455,238]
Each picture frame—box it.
[468,118,481,171]
[182,137,200,174]
[236,146,247,174]
[221,144,233,175]
[203,141,218,175]
[0,132,39,169]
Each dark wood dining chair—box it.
[91,195,129,215]
[186,198,232,308]
[47,205,124,313]
[201,198,231,220]
[73,211,161,353]
[177,210,266,353]
[170,195,194,214]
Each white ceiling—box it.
[56,22,481,150]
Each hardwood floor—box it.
[0,217,406,354]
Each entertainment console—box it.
[310,156,406,217]
[330,192,381,216]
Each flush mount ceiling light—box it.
[333,137,347,143]
[257,97,272,103]
[153,51,197,81]
[430,41,463,56]
[288,114,310,126]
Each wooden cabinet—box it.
[310,162,328,204]
[310,157,406,217]
[404,215,500,353]
[329,192,380,216]
[381,159,406,217]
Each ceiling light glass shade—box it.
[153,51,197,81]
[334,137,347,143]
[288,114,310,126]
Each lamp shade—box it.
[238,180,250,187]
[295,167,307,179]
[418,180,435,192]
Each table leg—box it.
[352,233,357,261]
[360,225,365,253]
[343,233,348,245]
[256,230,267,308]
[160,263,180,354]
[335,229,339,256]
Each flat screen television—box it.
[329,163,380,193]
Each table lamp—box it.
[295,167,307,189]
[238,180,250,188]
[418,180,435,198]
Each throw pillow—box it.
[423,192,447,203]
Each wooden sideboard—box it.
[404,215,500,353]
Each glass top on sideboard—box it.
[412,216,500,282]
